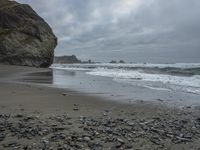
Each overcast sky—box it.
[17,0,200,63]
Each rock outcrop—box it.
[54,55,81,64]
[0,0,57,67]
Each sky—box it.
[17,0,200,63]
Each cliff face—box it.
[0,0,57,67]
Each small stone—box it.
[84,136,91,142]
[196,118,200,122]
[150,138,161,145]
[73,108,79,111]
[183,133,192,139]
[127,122,135,126]
[117,138,125,144]
[3,142,18,148]
[35,115,40,119]
[94,131,99,136]
[62,93,67,96]
[42,139,49,145]
[125,144,133,149]
[115,142,122,148]
[15,114,23,118]
[67,122,73,125]
[176,136,192,142]
[0,133,6,141]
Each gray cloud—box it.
[17,0,200,63]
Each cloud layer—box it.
[17,0,200,63]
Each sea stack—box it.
[0,0,57,67]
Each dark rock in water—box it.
[119,60,125,63]
[109,60,126,64]
[0,0,57,67]
[110,60,117,64]
[54,55,81,64]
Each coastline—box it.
[0,64,174,118]
[0,64,200,149]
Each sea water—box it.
[50,63,200,106]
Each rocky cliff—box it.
[0,0,57,67]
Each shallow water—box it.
[52,63,200,95]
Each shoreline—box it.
[0,64,200,149]
[0,65,170,117]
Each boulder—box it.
[0,0,57,67]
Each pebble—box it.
[62,93,67,96]
[15,114,23,118]
[127,121,135,126]
[117,138,125,144]
[83,136,91,142]
[0,111,199,149]
[0,133,5,141]
[73,108,79,111]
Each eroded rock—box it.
[0,0,57,67]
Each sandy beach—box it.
[1,0,200,149]
[0,64,200,150]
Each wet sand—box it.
[0,64,200,149]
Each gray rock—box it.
[3,141,18,148]
[117,138,125,144]
[83,136,91,142]
[41,139,49,148]
[127,121,135,126]
[14,114,23,118]
[0,133,5,141]
[0,0,57,67]
[73,108,79,111]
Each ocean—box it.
[49,63,200,107]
